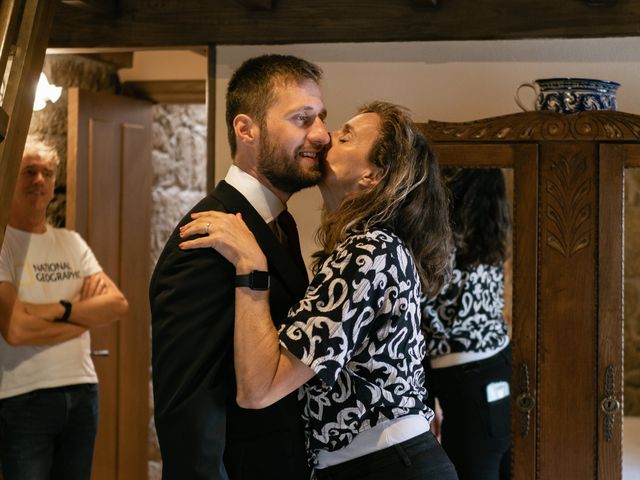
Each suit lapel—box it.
[212,181,309,300]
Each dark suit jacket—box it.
[150,181,310,480]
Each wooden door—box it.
[66,88,152,480]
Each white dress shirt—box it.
[224,165,285,223]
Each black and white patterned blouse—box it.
[421,262,509,358]
[278,228,432,465]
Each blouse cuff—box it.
[278,324,341,387]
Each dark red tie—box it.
[277,210,308,281]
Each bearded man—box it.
[150,54,330,480]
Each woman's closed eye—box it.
[335,124,354,144]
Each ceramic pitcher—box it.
[515,78,620,113]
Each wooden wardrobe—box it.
[419,110,640,480]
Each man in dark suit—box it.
[149,54,330,479]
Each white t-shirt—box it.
[0,224,101,399]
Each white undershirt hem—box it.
[314,414,429,469]
[430,339,510,369]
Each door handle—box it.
[601,364,620,441]
[90,349,110,357]
[516,362,535,438]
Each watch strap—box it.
[57,299,72,323]
[235,271,270,291]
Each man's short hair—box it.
[225,54,323,157]
[23,135,60,169]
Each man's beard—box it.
[257,133,322,194]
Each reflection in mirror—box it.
[421,167,513,480]
[624,167,640,478]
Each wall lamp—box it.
[33,73,62,111]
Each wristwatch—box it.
[57,299,72,322]
[235,271,270,291]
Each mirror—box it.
[423,167,513,479]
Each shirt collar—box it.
[224,165,285,224]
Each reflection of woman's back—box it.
[421,168,512,480]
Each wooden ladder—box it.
[0,0,58,247]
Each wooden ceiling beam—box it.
[47,46,203,53]
[49,0,640,48]
[121,80,205,104]
[583,0,617,6]
[60,0,115,16]
[189,47,207,57]
[233,0,273,11]
[412,0,438,8]
[78,51,133,68]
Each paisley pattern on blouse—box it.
[278,229,432,465]
[421,263,509,357]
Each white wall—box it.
[214,38,640,266]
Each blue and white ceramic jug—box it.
[515,78,620,113]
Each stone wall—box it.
[625,169,640,415]
[29,55,119,226]
[148,104,207,479]
[149,104,207,266]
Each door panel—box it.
[118,122,152,478]
[598,144,624,480]
[537,142,598,480]
[67,88,152,480]
[87,117,120,479]
[511,145,538,480]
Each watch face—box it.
[250,271,270,290]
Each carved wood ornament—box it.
[544,153,591,257]
[424,111,640,142]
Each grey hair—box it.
[23,135,60,168]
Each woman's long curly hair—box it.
[312,101,453,297]
[443,168,511,269]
